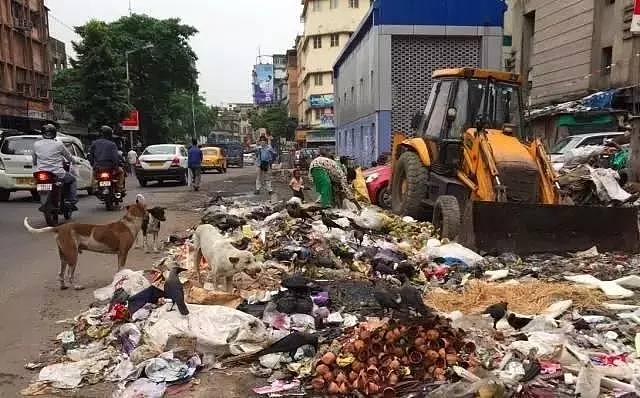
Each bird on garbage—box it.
[394,262,417,279]
[483,301,508,329]
[164,267,189,316]
[286,197,315,220]
[321,212,343,231]
[222,331,318,365]
[398,276,431,316]
[506,313,534,330]
[373,281,402,317]
[353,229,365,246]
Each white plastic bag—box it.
[426,241,483,266]
[115,378,166,398]
[94,269,150,301]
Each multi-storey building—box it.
[284,48,298,119]
[296,0,369,145]
[0,0,52,130]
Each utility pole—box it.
[191,92,197,141]
[128,0,132,16]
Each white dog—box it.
[192,224,259,292]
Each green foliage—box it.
[51,68,81,110]
[165,91,219,142]
[69,20,130,129]
[248,105,297,140]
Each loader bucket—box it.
[458,201,639,254]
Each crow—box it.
[399,277,431,316]
[222,331,318,365]
[374,281,402,317]
[506,313,534,330]
[483,302,508,329]
[164,267,189,315]
[394,262,417,279]
[321,212,343,231]
[353,229,365,246]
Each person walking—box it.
[188,139,203,191]
[255,135,276,196]
[127,148,138,177]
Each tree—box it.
[108,14,199,143]
[165,91,218,142]
[51,68,81,111]
[249,105,297,140]
[70,20,130,129]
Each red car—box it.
[363,164,392,209]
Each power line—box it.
[48,12,76,34]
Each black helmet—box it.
[42,124,57,139]
[100,125,113,138]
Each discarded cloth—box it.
[94,269,150,301]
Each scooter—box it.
[94,168,125,211]
[33,168,74,226]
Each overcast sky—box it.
[46,0,302,106]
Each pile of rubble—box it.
[21,197,640,397]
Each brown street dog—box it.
[23,200,147,290]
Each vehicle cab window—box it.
[73,143,86,159]
[578,137,604,147]
[180,147,188,157]
[423,80,452,139]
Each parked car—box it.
[218,143,244,168]
[135,144,188,187]
[243,152,256,166]
[202,146,227,173]
[0,133,94,201]
[363,164,392,209]
[550,132,624,171]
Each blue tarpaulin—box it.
[581,89,618,109]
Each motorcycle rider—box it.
[88,125,126,193]
[32,124,78,210]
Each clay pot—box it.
[385,331,396,343]
[357,351,369,363]
[464,341,477,354]
[438,348,447,359]
[433,367,446,381]
[367,382,380,395]
[366,364,379,378]
[399,325,408,334]
[349,370,359,382]
[351,361,364,372]
[389,358,401,370]
[414,337,426,347]
[338,382,349,395]
[446,353,459,365]
[383,387,397,398]
[367,356,378,366]
[381,355,393,368]
[417,344,428,353]
[354,339,366,353]
[343,342,355,354]
[321,352,337,366]
[409,350,423,365]
[370,342,384,356]
[438,338,450,350]
[434,358,446,369]
[360,329,371,340]
[393,328,402,339]
[401,356,410,366]
[335,371,347,384]
[388,371,399,385]
[311,377,325,391]
[316,364,330,375]
[426,350,439,363]
[425,329,439,341]
[393,346,404,357]
[327,381,340,395]
[323,371,335,383]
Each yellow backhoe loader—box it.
[391,68,638,254]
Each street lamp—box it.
[191,91,207,141]
[124,43,153,148]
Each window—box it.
[602,46,613,75]
[349,0,359,8]
[312,35,322,49]
[424,81,452,138]
[312,0,321,11]
[579,136,605,147]
[73,143,86,159]
[351,86,355,104]
[315,109,322,120]
[330,0,339,8]
[330,33,340,47]
[502,35,512,47]
[314,73,323,86]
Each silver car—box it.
[550,132,624,171]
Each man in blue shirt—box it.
[188,139,203,191]
[255,135,276,195]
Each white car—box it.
[550,132,625,171]
[243,152,256,166]
[0,133,94,201]
[135,144,189,187]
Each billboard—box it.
[253,64,274,104]
[121,110,140,131]
[309,94,335,109]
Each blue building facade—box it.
[333,0,507,167]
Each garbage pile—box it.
[21,197,640,397]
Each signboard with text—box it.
[121,110,140,131]
[309,94,335,109]
[253,64,274,104]
[633,0,640,34]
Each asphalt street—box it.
[0,166,263,396]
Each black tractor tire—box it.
[377,185,392,210]
[433,195,461,240]
[391,151,430,220]
[0,189,10,202]
[138,179,147,187]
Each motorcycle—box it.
[34,168,73,227]
[94,168,124,211]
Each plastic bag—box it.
[94,269,150,301]
[426,241,483,266]
[115,378,166,398]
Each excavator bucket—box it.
[458,201,640,254]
